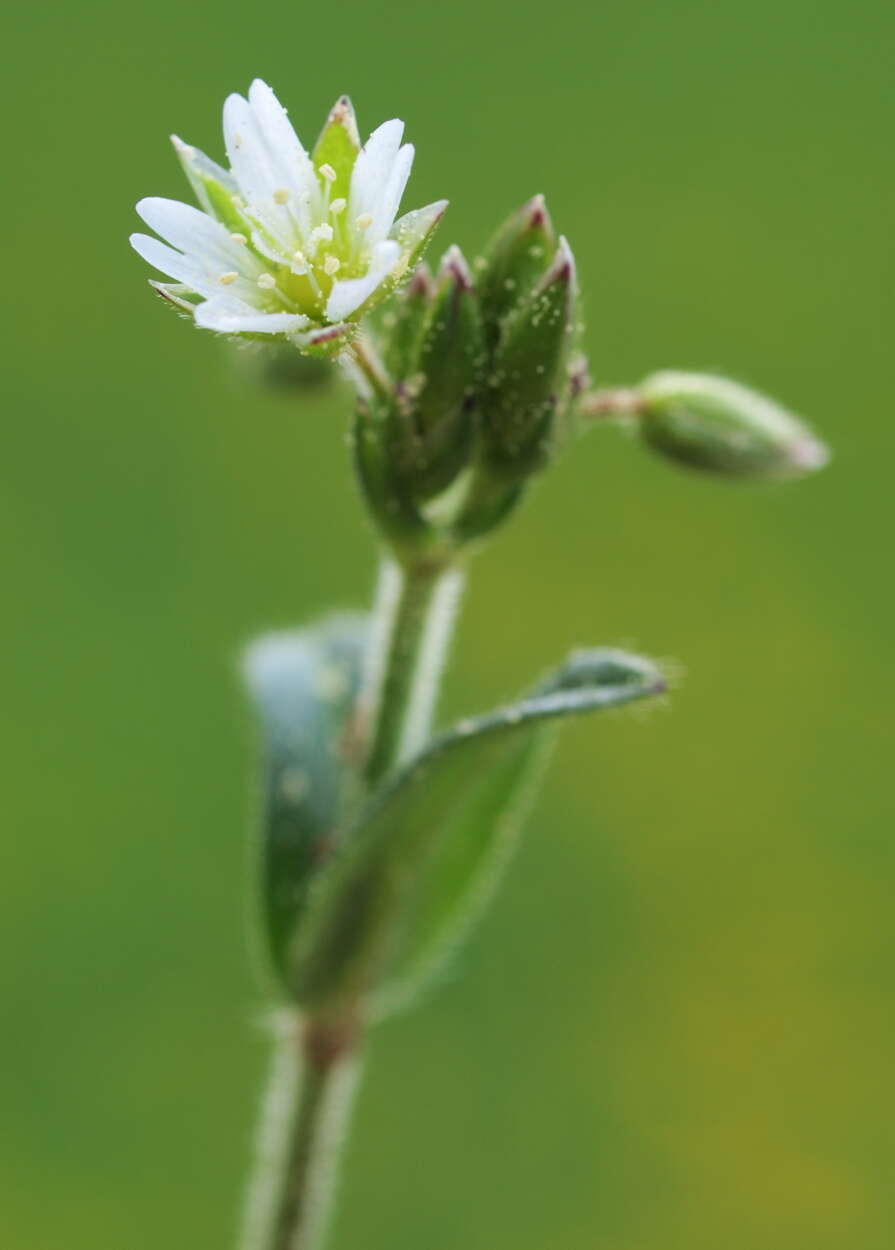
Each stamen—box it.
[319,163,337,183]
[323,256,341,276]
[230,233,248,244]
[273,188,290,205]
[329,198,347,215]
[355,213,374,230]
[292,249,307,266]
[310,223,334,245]
[218,272,239,285]
[257,273,277,290]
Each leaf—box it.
[289,648,665,1012]
[243,614,369,989]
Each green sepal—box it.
[382,264,434,380]
[299,322,358,359]
[476,194,557,344]
[481,236,579,477]
[637,372,829,481]
[288,648,665,1012]
[394,247,484,500]
[352,392,430,553]
[312,96,361,203]
[352,201,449,327]
[171,136,248,234]
[243,615,369,992]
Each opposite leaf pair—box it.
[245,618,665,1018]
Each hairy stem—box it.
[361,556,464,787]
[238,1013,362,1250]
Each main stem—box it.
[240,554,463,1250]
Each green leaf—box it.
[243,614,369,990]
[289,648,665,1011]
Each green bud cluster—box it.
[353,195,581,561]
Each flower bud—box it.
[398,247,483,498]
[476,194,557,340]
[637,372,829,481]
[479,236,579,477]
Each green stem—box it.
[362,556,464,788]
[238,1012,362,1250]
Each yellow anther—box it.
[257,273,277,290]
[218,272,239,285]
[355,213,374,230]
[319,163,337,183]
[273,188,290,205]
[310,223,334,245]
[323,256,341,276]
[292,249,307,266]
[329,198,347,215]
[230,232,247,244]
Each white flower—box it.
[130,81,447,354]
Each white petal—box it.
[369,143,414,241]
[248,79,320,226]
[130,232,218,296]
[136,197,258,272]
[326,239,400,321]
[349,119,404,225]
[194,294,310,334]
[224,86,320,244]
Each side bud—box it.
[636,372,829,481]
[480,235,579,478]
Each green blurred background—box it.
[4,1,892,1246]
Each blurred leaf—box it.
[290,649,665,1011]
[243,614,369,990]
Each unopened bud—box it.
[476,193,557,340]
[398,247,483,498]
[480,236,579,476]
[637,372,829,481]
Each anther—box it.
[273,188,290,205]
[218,272,239,285]
[329,198,347,215]
[230,232,247,244]
[323,256,341,276]
[319,163,337,183]
[355,213,374,230]
[310,223,334,245]
[257,273,277,289]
